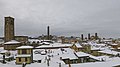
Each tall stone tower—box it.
[4,16,14,42]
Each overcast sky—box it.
[0,0,120,38]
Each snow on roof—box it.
[102,39,112,42]
[16,54,31,57]
[113,64,120,67]
[0,47,4,52]
[61,48,74,54]
[4,40,21,44]
[26,49,67,67]
[28,39,41,44]
[36,43,72,48]
[89,42,106,47]
[1,45,120,67]
[50,49,63,56]
[111,43,118,46]
[33,53,45,60]
[82,43,89,45]
[59,48,78,60]
[117,47,120,49]
[74,43,82,48]
[75,52,89,57]
[0,50,8,53]
[42,42,50,44]
[90,43,108,51]
[41,40,52,41]
[98,50,120,55]
[97,44,106,46]
[36,45,51,48]
[91,47,105,51]
[26,61,67,67]
[47,48,71,57]
[60,53,78,60]
[60,44,72,47]
[50,43,72,46]
[89,55,109,61]
[69,57,120,67]
[16,46,33,49]
[0,63,21,67]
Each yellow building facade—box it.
[16,46,33,64]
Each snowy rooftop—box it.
[89,42,107,47]
[90,42,108,51]
[16,46,33,49]
[59,48,78,60]
[0,44,120,67]
[4,40,21,44]
[89,55,109,61]
[98,49,120,55]
[28,39,41,44]
[60,53,78,60]
[91,46,106,51]
[16,54,31,57]
[36,43,72,48]
[69,57,120,67]
[75,52,89,57]
[33,50,46,60]
[0,50,8,54]
[42,42,50,44]
[74,43,82,48]
[0,63,21,67]
[111,43,118,46]
[101,39,112,42]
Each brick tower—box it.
[4,16,14,42]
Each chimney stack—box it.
[81,34,84,40]
[95,33,98,40]
[88,33,90,40]
[47,26,50,40]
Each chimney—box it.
[81,34,84,40]
[88,33,90,40]
[47,26,50,40]
[95,33,98,40]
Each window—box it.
[81,58,84,63]
[19,58,21,62]
[22,49,27,54]
[25,58,27,62]
[72,60,77,63]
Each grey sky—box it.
[0,0,120,38]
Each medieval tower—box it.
[4,16,15,42]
